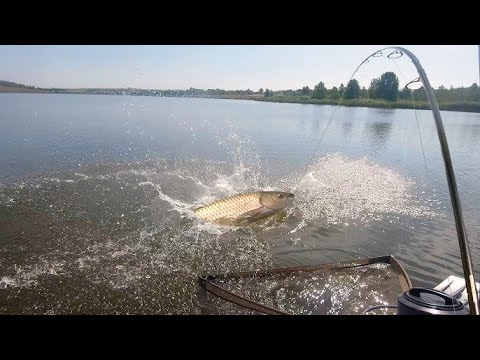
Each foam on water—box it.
[0,259,67,289]
[289,153,439,228]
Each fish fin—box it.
[232,207,278,226]
[215,216,241,226]
[214,211,260,226]
[231,211,258,226]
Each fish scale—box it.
[195,192,262,222]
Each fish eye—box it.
[278,194,284,198]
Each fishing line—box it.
[292,49,431,195]
[291,50,385,193]
[391,55,430,176]
[291,60,365,192]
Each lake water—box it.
[1,93,479,314]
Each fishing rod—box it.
[296,46,478,314]
[353,47,479,314]
[390,46,479,315]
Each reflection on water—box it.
[364,122,393,150]
[363,110,394,152]
[0,94,479,314]
[342,122,353,139]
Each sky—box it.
[0,45,478,90]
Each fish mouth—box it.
[285,193,294,206]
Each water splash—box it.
[289,153,439,228]
[0,152,439,313]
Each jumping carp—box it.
[194,191,294,226]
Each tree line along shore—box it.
[2,73,480,113]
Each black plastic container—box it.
[397,287,468,315]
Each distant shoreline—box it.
[2,85,480,114]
